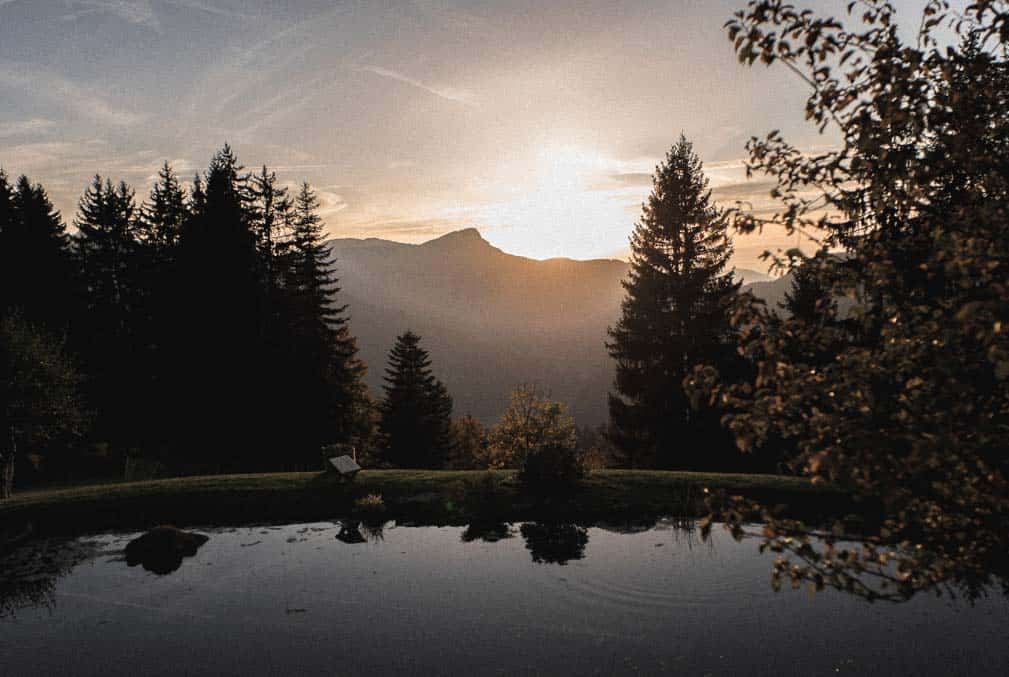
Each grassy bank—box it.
[0,469,844,539]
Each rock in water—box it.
[125,526,209,575]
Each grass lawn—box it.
[0,469,843,539]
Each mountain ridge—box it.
[327,228,783,425]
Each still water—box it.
[2,519,1007,676]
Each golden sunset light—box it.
[3,2,1008,675]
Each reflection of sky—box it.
[0,1,935,267]
[2,520,1007,674]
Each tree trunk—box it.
[1,426,15,500]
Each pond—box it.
[2,519,1007,676]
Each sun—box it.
[467,144,648,260]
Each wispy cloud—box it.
[360,66,477,107]
[170,0,258,19]
[62,0,161,32]
[0,118,56,138]
[0,69,145,127]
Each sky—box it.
[0,0,938,269]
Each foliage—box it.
[353,492,385,520]
[687,0,1009,600]
[575,425,617,470]
[489,384,583,488]
[607,135,743,469]
[0,314,86,499]
[448,415,489,469]
[378,331,454,468]
[518,442,586,491]
[488,384,576,467]
[1,145,369,480]
[276,183,367,462]
[0,173,74,333]
[73,176,145,449]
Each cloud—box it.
[62,0,161,32]
[0,69,144,127]
[360,66,477,106]
[605,172,653,188]
[0,118,56,138]
[169,0,257,19]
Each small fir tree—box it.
[378,331,452,468]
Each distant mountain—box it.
[732,267,775,286]
[328,228,787,425]
[743,275,792,311]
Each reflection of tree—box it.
[1,538,95,619]
[335,520,387,544]
[520,523,588,565]
[335,520,366,544]
[359,521,386,543]
[704,506,1009,604]
[124,527,208,576]
[461,521,514,543]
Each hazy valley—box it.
[329,228,788,424]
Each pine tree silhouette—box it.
[607,135,741,469]
[0,175,74,333]
[74,176,144,448]
[276,183,366,464]
[378,331,452,468]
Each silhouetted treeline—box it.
[0,146,366,476]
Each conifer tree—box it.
[607,135,740,469]
[172,145,264,469]
[138,162,187,253]
[132,164,188,451]
[76,177,139,318]
[279,183,366,462]
[249,166,289,275]
[780,257,835,325]
[0,169,12,236]
[378,331,452,468]
[74,176,143,447]
[0,176,74,333]
[0,170,14,313]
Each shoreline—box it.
[0,469,843,541]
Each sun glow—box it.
[464,145,652,261]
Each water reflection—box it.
[461,521,514,543]
[335,519,387,544]
[2,520,1008,675]
[124,527,209,575]
[335,520,367,544]
[1,538,99,619]
[519,523,589,565]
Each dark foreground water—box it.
[2,519,1008,676]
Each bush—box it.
[353,492,385,523]
[517,442,586,491]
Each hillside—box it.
[328,229,784,425]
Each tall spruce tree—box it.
[0,169,12,239]
[74,177,143,447]
[378,331,452,468]
[172,145,264,470]
[278,183,366,464]
[138,162,187,252]
[0,176,73,333]
[134,164,188,452]
[0,170,13,314]
[607,135,740,469]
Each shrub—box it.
[517,442,586,491]
[353,492,384,515]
